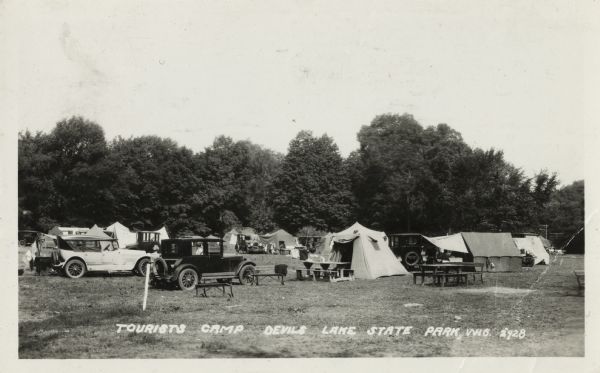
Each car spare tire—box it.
[238,265,255,285]
[152,257,169,278]
[402,250,422,268]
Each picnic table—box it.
[413,262,484,287]
[297,260,353,282]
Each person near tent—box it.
[425,245,439,264]
[439,249,451,262]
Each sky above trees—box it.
[6,1,593,185]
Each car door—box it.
[115,245,151,271]
[79,241,106,270]
[110,244,137,271]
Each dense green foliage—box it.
[271,131,354,233]
[18,115,583,240]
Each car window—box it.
[192,241,205,255]
[207,241,220,255]
[64,240,101,252]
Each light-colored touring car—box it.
[53,235,159,278]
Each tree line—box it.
[18,115,584,245]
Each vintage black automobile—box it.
[387,233,438,270]
[126,231,161,253]
[150,236,257,290]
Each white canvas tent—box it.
[48,226,89,236]
[513,236,550,265]
[87,225,112,239]
[106,222,137,248]
[223,228,240,254]
[155,226,170,240]
[327,222,408,279]
[424,233,469,254]
[316,233,334,256]
[260,229,298,250]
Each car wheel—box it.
[136,258,151,277]
[177,268,198,291]
[238,265,255,285]
[64,259,86,279]
[402,250,422,268]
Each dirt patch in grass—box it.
[457,286,536,295]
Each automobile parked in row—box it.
[125,231,162,253]
[53,235,159,278]
[150,236,257,290]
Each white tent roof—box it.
[87,225,112,239]
[424,233,469,254]
[106,222,137,248]
[513,236,550,265]
[329,222,408,279]
[155,226,170,241]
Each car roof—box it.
[165,237,224,242]
[59,235,118,241]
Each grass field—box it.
[18,254,584,358]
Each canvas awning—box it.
[424,233,469,254]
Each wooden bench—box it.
[195,272,236,297]
[574,270,585,291]
[460,262,484,284]
[433,271,469,287]
[413,270,436,285]
[252,265,287,285]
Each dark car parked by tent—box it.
[151,236,257,290]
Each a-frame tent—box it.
[513,236,550,265]
[222,228,240,255]
[260,229,298,249]
[327,222,408,279]
[87,224,112,239]
[461,232,522,272]
[106,222,138,249]
[316,233,334,256]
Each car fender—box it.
[59,255,87,269]
[235,259,257,275]
[133,256,152,270]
